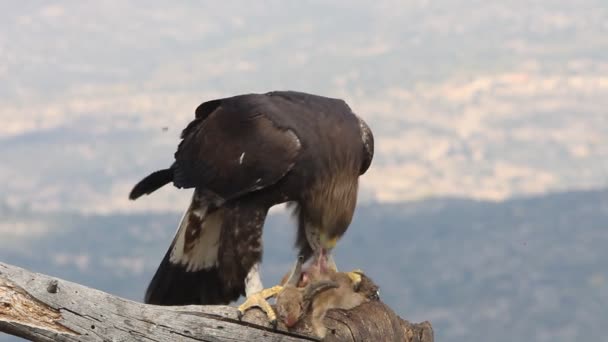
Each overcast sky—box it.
[1,0,607,214]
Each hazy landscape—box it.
[2,189,607,341]
[1,1,606,341]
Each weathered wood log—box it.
[0,262,433,342]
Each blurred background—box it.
[1,1,607,341]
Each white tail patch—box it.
[169,207,223,272]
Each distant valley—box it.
[1,188,606,341]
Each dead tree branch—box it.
[0,262,433,341]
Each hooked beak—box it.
[319,232,339,250]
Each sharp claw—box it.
[270,319,278,329]
[236,286,283,325]
[237,310,244,321]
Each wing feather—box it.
[173,98,301,200]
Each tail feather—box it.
[129,168,173,200]
[144,248,240,305]
[144,204,243,305]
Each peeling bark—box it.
[0,277,78,336]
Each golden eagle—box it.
[129,91,374,318]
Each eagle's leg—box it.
[325,253,338,272]
[236,263,282,327]
[319,252,364,290]
[315,249,339,274]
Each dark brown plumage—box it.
[129,90,374,306]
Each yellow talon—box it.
[347,270,364,289]
[237,285,283,327]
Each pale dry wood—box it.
[0,262,433,342]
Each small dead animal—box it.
[276,256,370,339]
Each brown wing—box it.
[172,101,301,201]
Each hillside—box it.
[1,188,606,341]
